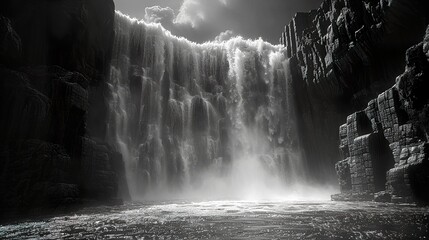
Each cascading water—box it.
[107,11,307,200]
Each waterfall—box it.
[107,11,305,200]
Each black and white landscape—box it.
[1,0,429,239]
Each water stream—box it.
[107,12,307,200]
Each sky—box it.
[113,0,323,44]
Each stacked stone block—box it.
[334,31,429,202]
[281,0,428,190]
[346,111,372,148]
[339,124,349,159]
[349,134,376,192]
[386,144,429,203]
[335,111,373,193]
[336,123,352,192]
[377,88,405,143]
[336,85,428,202]
[365,99,380,132]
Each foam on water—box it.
[2,201,428,239]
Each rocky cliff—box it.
[0,0,129,218]
[281,0,429,183]
[333,27,429,203]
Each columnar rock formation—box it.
[0,0,129,216]
[334,28,429,203]
[334,28,429,202]
[280,0,429,182]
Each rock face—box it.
[0,0,129,217]
[333,27,429,203]
[281,0,429,182]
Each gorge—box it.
[1,0,429,238]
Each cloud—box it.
[144,6,175,25]
[116,0,323,44]
[142,1,231,43]
[215,30,236,42]
[175,0,228,28]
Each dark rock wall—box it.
[0,0,114,81]
[334,27,429,203]
[0,0,128,216]
[281,0,429,182]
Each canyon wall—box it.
[280,0,429,183]
[0,0,129,217]
[1,0,428,215]
[333,27,429,203]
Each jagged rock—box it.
[346,111,372,147]
[396,42,429,138]
[283,0,428,183]
[334,29,429,203]
[365,99,381,132]
[386,143,429,203]
[377,88,406,143]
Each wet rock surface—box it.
[0,0,128,217]
[282,0,429,182]
[0,0,115,82]
[334,26,429,203]
[1,201,428,239]
[0,62,128,215]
